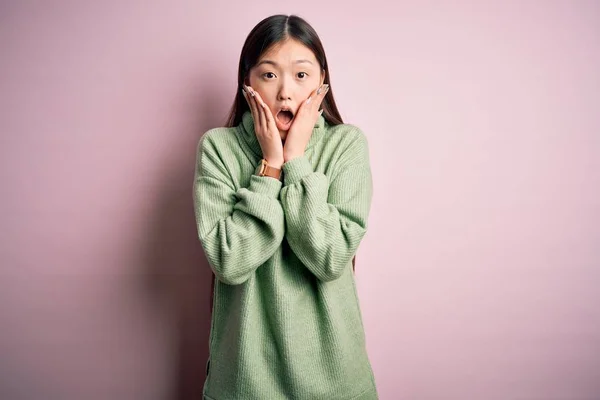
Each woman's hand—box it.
[283,84,329,162]
[242,85,284,168]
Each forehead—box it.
[258,39,318,66]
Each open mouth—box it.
[276,109,295,129]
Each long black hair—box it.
[225,14,344,127]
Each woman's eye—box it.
[297,72,308,79]
[263,72,276,79]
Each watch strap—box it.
[255,159,282,181]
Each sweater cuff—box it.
[282,155,313,186]
[247,174,282,198]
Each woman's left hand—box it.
[283,84,329,162]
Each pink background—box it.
[1,1,599,399]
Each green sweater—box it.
[193,110,378,400]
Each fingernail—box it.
[318,109,323,116]
[306,96,312,105]
[317,84,329,95]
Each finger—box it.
[253,90,268,130]
[246,85,262,123]
[242,88,258,126]
[244,85,260,126]
[294,86,318,120]
[241,87,252,111]
[311,83,330,111]
[260,97,277,128]
[304,86,319,107]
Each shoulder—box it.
[322,122,370,161]
[194,126,242,179]
[197,126,239,155]
[325,122,366,140]
[324,122,369,148]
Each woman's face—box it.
[247,38,325,140]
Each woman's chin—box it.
[276,121,290,137]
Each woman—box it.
[193,14,377,400]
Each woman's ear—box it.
[320,69,326,86]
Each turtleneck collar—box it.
[239,110,326,158]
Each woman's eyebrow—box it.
[256,59,314,67]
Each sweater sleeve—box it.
[280,129,373,282]
[193,132,285,285]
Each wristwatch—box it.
[255,158,283,181]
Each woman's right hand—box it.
[242,85,284,168]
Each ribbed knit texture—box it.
[193,110,377,400]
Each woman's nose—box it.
[277,81,292,101]
[277,90,291,101]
